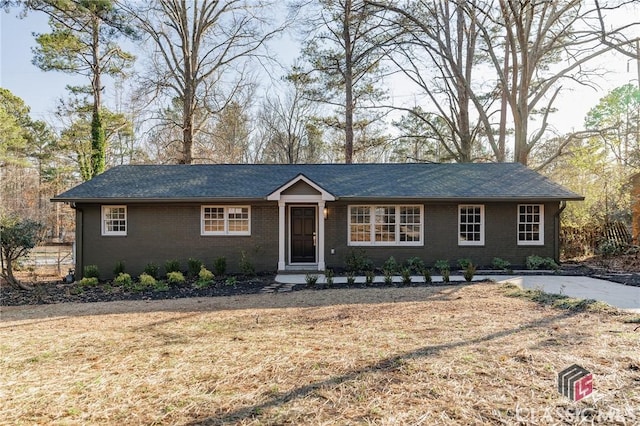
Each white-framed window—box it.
[348,205,423,246]
[458,205,484,246]
[518,204,544,245]
[201,206,250,236]
[102,205,127,236]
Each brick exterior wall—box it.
[76,200,561,278]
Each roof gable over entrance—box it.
[52,163,584,203]
[267,174,335,201]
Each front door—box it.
[291,207,316,263]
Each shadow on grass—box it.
[185,309,578,425]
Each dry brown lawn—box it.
[1,283,639,425]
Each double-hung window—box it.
[348,205,423,246]
[201,206,250,235]
[102,206,127,236]
[518,204,544,245]
[458,205,484,245]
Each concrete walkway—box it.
[275,273,640,313]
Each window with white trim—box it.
[458,205,484,245]
[201,206,250,235]
[348,205,423,245]
[102,206,127,236]
[517,204,544,245]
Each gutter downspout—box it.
[554,201,567,263]
[69,202,84,280]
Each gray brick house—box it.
[52,163,583,278]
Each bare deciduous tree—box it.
[123,0,284,164]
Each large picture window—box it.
[458,205,484,245]
[102,206,127,236]
[348,205,423,246]
[518,204,544,245]
[202,206,250,235]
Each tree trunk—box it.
[90,15,106,177]
[343,0,354,164]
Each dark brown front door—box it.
[291,207,316,263]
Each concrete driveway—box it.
[492,275,640,313]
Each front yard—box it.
[1,283,639,425]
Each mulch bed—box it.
[3,257,640,307]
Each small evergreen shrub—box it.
[526,255,559,270]
[214,256,227,276]
[400,267,412,284]
[79,277,99,287]
[365,270,375,285]
[492,257,511,271]
[138,273,157,288]
[457,258,472,269]
[154,280,169,292]
[345,248,374,273]
[463,263,476,282]
[167,271,185,285]
[382,256,399,275]
[434,260,450,274]
[165,259,181,274]
[83,264,100,279]
[225,276,237,287]
[442,268,451,283]
[114,272,133,288]
[195,267,215,289]
[406,257,425,274]
[422,268,432,284]
[325,268,334,286]
[305,274,319,286]
[113,260,126,276]
[144,262,160,279]
[239,251,255,276]
[384,270,393,285]
[346,271,356,285]
[188,258,203,277]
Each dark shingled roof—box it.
[52,163,583,202]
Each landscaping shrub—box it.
[214,256,227,276]
[239,251,255,276]
[114,272,133,288]
[422,268,432,284]
[345,248,373,273]
[144,262,160,279]
[346,272,356,285]
[83,264,100,279]
[167,271,185,285]
[153,280,169,292]
[79,277,98,287]
[457,258,472,269]
[406,257,425,274]
[305,274,319,286]
[188,258,203,277]
[195,267,215,289]
[434,260,450,275]
[526,255,559,270]
[138,273,157,288]
[597,239,627,257]
[325,269,334,286]
[383,269,393,285]
[225,276,237,287]
[463,263,476,282]
[113,260,126,276]
[442,269,451,283]
[400,268,412,284]
[365,270,375,285]
[165,259,181,274]
[382,256,399,275]
[492,257,511,271]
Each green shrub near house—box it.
[214,257,227,276]
[188,258,203,277]
[138,273,157,288]
[167,271,185,285]
[83,264,100,280]
[144,262,160,279]
[165,259,181,274]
